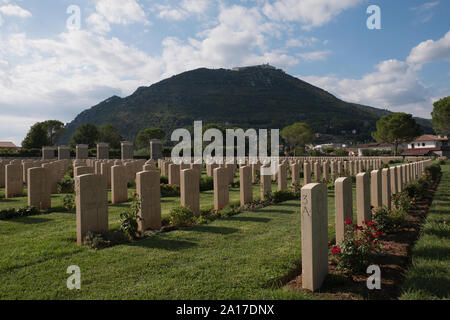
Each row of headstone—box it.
[301,159,431,291]
[39,139,164,161]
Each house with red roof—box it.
[402,135,449,157]
[0,142,19,151]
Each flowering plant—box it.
[330,219,387,273]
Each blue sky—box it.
[0,0,449,145]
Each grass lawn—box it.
[400,163,450,300]
[0,175,357,299]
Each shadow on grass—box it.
[0,197,24,204]
[9,217,53,224]
[266,209,296,214]
[412,245,450,261]
[47,206,75,214]
[130,237,197,251]
[188,225,239,235]
[227,216,272,223]
[402,264,450,299]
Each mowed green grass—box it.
[0,176,354,300]
[400,163,450,300]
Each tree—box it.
[21,122,49,149]
[42,120,65,145]
[98,124,123,149]
[70,123,99,148]
[136,127,165,149]
[372,113,421,155]
[280,122,314,156]
[431,96,450,136]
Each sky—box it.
[0,0,449,146]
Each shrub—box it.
[404,180,428,201]
[57,175,74,194]
[160,175,168,184]
[230,180,240,188]
[160,184,180,197]
[119,194,142,239]
[373,206,406,233]
[62,194,76,212]
[425,163,441,181]
[438,159,446,165]
[271,190,297,203]
[84,231,129,250]
[168,206,196,227]
[393,192,412,211]
[199,176,214,191]
[331,219,386,273]
[290,181,302,194]
[0,206,41,220]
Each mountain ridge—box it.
[59,65,433,145]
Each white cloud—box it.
[0,4,31,18]
[159,5,298,76]
[286,37,319,48]
[0,30,163,123]
[262,0,362,30]
[298,50,331,61]
[86,13,111,34]
[156,5,188,21]
[410,1,439,23]
[301,59,432,117]
[0,2,31,27]
[155,0,210,21]
[95,0,149,25]
[407,30,450,67]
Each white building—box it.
[407,135,448,149]
[402,135,449,157]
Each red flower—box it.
[328,242,331,247]
[367,221,374,226]
[355,240,361,246]
[357,226,364,231]
[218,206,223,210]
[376,231,383,236]
[346,218,353,225]
[331,246,341,255]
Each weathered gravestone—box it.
[180,169,200,216]
[58,146,71,160]
[121,141,134,160]
[5,164,23,198]
[371,170,382,209]
[97,143,109,160]
[75,174,108,246]
[335,177,353,244]
[136,170,161,231]
[213,167,229,210]
[356,172,371,224]
[28,167,51,209]
[111,165,128,204]
[168,164,181,185]
[301,183,328,291]
[240,166,253,206]
[76,144,88,160]
[149,139,163,160]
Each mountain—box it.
[60,65,433,145]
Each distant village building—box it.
[0,142,19,151]
[313,143,347,152]
[356,142,402,157]
[402,135,449,157]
